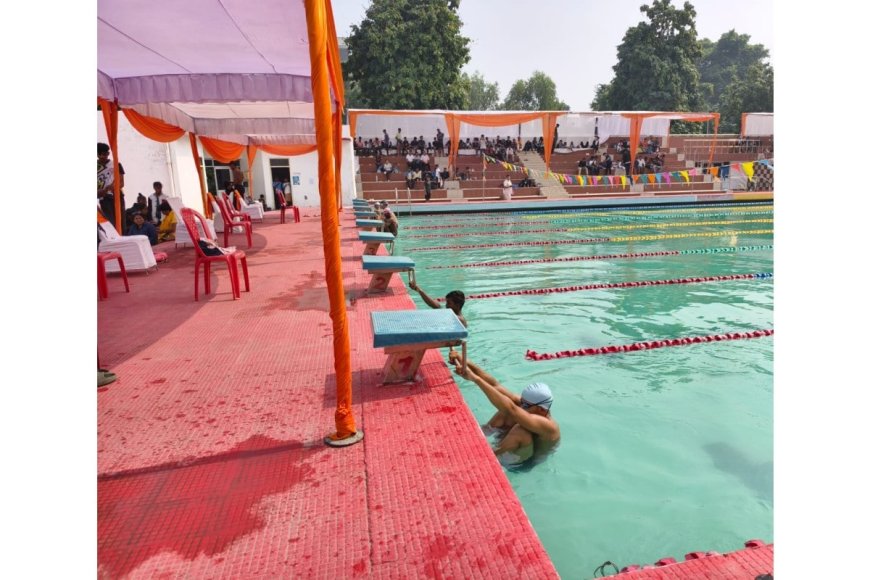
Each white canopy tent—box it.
[741,113,774,136]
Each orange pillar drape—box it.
[333,109,343,212]
[305,0,356,440]
[99,98,123,233]
[189,134,211,218]
[445,113,461,174]
[626,114,648,177]
[246,144,258,203]
[709,113,720,168]
[541,113,560,170]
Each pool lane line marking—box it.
[525,329,774,361]
[432,273,772,302]
[426,245,774,270]
[524,205,774,221]
[405,201,773,224]
[403,209,773,231]
[410,230,774,251]
[403,219,773,239]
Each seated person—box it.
[381,208,398,237]
[449,352,560,466]
[156,200,177,243]
[126,212,158,246]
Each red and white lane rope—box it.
[525,329,774,361]
[427,245,774,270]
[434,273,772,302]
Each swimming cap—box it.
[520,382,553,410]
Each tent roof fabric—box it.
[98,0,332,143]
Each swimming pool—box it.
[396,201,773,579]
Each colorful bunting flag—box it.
[679,171,690,183]
[742,162,755,179]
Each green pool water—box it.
[394,202,773,579]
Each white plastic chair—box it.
[238,196,265,222]
[165,196,216,247]
[97,219,158,273]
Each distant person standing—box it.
[147,181,166,225]
[230,162,246,195]
[97,142,126,231]
[501,174,513,201]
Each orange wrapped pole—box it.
[708,113,720,168]
[189,134,212,218]
[100,99,122,233]
[305,0,361,446]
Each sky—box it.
[331,0,774,110]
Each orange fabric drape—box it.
[709,113,720,167]
[541,113,561,169]
[305,0,356,440]
[333,109,343,212]
[256,143,317,156]
[325,0,344,113]
[189,134,212,218]
[246,144,258,202]
[99,98,123,233]
[123,108,185,142]
[199,136,245,164]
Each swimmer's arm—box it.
[409,282,441,310]
[454,364,521,409]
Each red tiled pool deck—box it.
[97,202,773,579]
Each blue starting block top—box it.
[354,211,376,218]
[359,231,396,243]
[356,219,383,228]
[362,255,414,271]
[372,309,468,348]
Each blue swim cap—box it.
[520,382,553,410]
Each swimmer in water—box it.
[449,351,559,466]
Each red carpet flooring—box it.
[97,208,558,578]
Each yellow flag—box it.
[620,175,627,187]
[679,171,689,183]
[742,162,755,179]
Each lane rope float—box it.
[403,209,772,231]
[525,329,774,361]
[433,273,772,302]
[427,245,774,270]
[411,229,774,252]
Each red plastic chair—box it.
[209,193,253,248]
[276,191,301,223]
[275,190,288,224]
[220,191,252,223]
[97,252,130,300]
[180,207,250,301]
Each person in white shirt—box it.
[501,174,513,201]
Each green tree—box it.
[501,71,569,111]
[719,62,774,133]
[462,71,500,110]
[344,0,470,109]
[591,0,704,113]
[697,30,772,131]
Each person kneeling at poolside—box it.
[449,352,559,465]
[408,282,467,327]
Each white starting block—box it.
[372,310,468,384]
[359,231,395,256]
[356,218,383,232]
[361,255,414,293]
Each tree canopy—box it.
[698,30,772,132]
[592,1,704,112]
[344,0,470,110]
[591,0,772,134]
[462,71,500,110]
[501,71,569,111]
